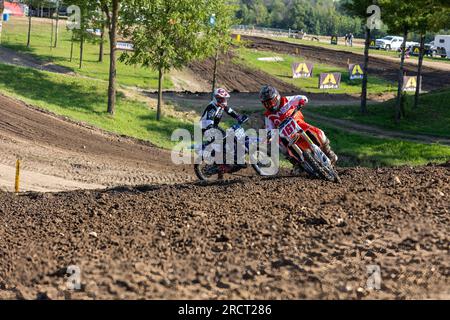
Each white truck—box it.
[375,35,419,51]
[376,36,404,51]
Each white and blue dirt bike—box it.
[193,117,275,181]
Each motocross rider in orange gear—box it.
[259,85,338,170]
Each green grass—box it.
[0,63,191,149]
[236,47,396,94]
[1,16,173,89]
[309,120,450,167]
[275,36,450,64]
[310,89,450,138]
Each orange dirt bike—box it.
[193,118,275,181]
[276,105,341,183]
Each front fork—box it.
[288,130,330,174]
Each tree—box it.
[380,0,422,122]
[99,0,120,115]
[53,0,60,47]
[269,0,285,28]
[70,0,97,69]
[413,1,450,108]
[289,0,310,31]
[342,0,377,115]
[23,0,44,48]
[253,0,269,25]
[97,14,106,62]
[120,0,235,121]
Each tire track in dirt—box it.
[0,94,193,191]
[0,164,448,299]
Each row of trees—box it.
[21,0,235,120]
[237,0,370,37]
[344,0,450,122]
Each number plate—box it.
[279,119,301,142]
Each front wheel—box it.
[303,151,341,183]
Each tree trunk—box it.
[69,32,74,62]
[54,1,59,48]
[395,28,408,123]
[79,34,84,69]
[107,0,119,115]
[27,8,32,48]
[157,67,163,121]
[361,27,371,115]
[211,47,219,99]
[99,25,105,62]
[414,34,425,109]
[50,14,54,49]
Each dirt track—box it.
[0,94,192,192]
[243,36,450,91]
[0,164,448,299]
[189,52,301,93]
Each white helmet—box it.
[213,88,230,108]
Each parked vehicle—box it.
[405,41,420,51]
[376,36,404,51]
[434,35,450,58]
[411,41,437,57]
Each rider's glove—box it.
[298,96,308,108]
[238,115,249,124]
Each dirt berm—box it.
[0,164,448,299]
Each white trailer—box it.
[434,35,450,58]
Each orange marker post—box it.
[15,159,20,194]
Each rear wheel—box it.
[303,151,341,183]
[194,163,222,182]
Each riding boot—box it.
[322,141,338,165]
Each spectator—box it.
[348,33,354,47]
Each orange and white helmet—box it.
[213,88,230,108]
